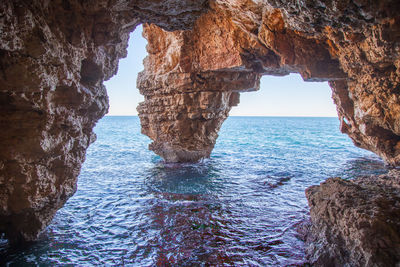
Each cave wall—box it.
[0,0,208,242]
[303,171,400,265]
[1,0,400,247]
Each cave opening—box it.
[100,24,339,162]
[230,74,337,117]
[54,44,385,265]
[104,25,146,117]
[1,0,399,264]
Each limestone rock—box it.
[304,170,400,266]
[137,21,258,162]
[137,3,344,162]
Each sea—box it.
[0,116,388,266]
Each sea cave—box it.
[1,0,400,265]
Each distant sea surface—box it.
[1,116,388,265]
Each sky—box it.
[105,25,337,117]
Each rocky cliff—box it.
[1,1,400,265]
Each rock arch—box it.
[137,8,345,162]
[138,3,400,166]
[1,0,400,247]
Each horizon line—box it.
[105,114,338,118]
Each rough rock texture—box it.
[137,2,344,162]
[1,0,400,249]
[304,170,400,266]
[138,0,400,165]
[0,0,208,242]
[137,21,259,162]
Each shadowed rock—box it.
[0,0,209,243]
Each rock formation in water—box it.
[138,0,400,165]
[303,170,400,266]
[1,2,400,264]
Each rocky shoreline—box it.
[300,170,400,266]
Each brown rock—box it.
[0,0,208,242]
[304,171,400,266]
[137,1,400,165]
[137,4,345,162]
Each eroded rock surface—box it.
[137,20,259,162]
[0,0,208,242]
[303,171,400,266]
[138,0,400,165]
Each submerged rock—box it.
[304,170,400,266]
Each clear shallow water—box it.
[1,116,388,265]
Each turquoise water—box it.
[1,116,387,265]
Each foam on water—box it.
[1,116,388,265]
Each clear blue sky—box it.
[105,25,337,117]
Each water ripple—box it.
[0,116,388,266]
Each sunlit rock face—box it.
[0,0,208,242]
[137,3,342,162]
[137,21,259,162]
[1,0,400,254]
[138,0,400,165]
